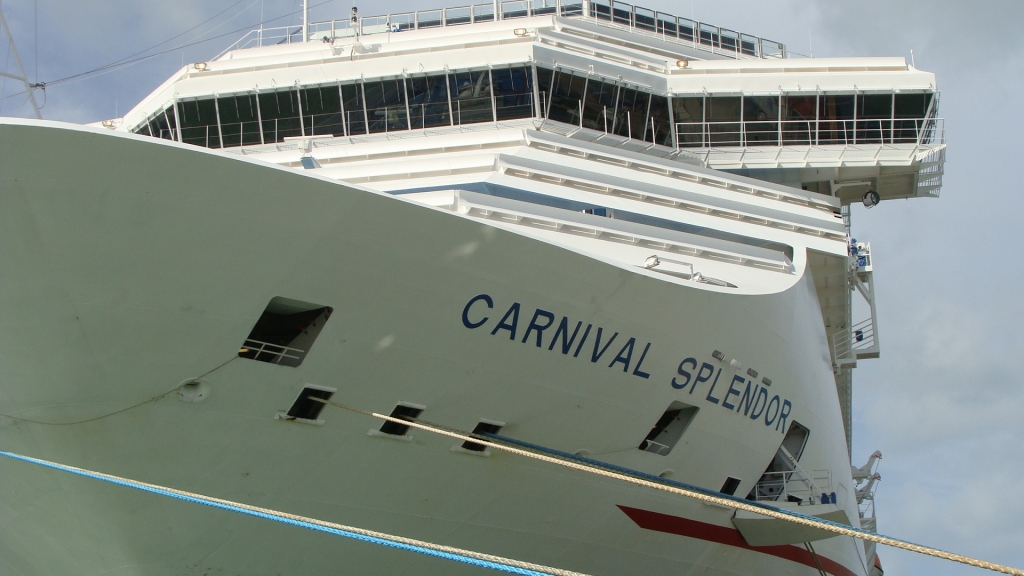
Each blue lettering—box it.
[722,375,743,410]
[590,328,618,363]
[490,303,521,340]
[521,309,555,347]
[705,368,722,404]
[671,358,697,389]
[548,317,584,354]
[738,381,759,415]
[462,294,493,329]
[609,337,636,372]
[750,387,768,420]
[631,343,652,379]
[776,400,792,432]
[689,362,715,394]
[572,324,593,358]
[764,395,781,427]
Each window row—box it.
[134,66,535,148]
[132,65,935,150]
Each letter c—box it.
[462,294,494,329]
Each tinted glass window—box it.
[582,77,617,131]
[258,90,302,142]
[546,70,586,125]
[536,67,554,114]
[648,94,672,145]
[341,84,366,136]
[744,96,779,143]
[856,94,892,144]
[178,99,220,148]
[818,95,854,144]
[707,96,741,145]
[782,96,815,144]
[364,79,408,133]
[614,87,649,139]
[673,96,704,147]
[407,74,451,128]
[450,70,493,125]
[218,94,261,147]
[492,66,534,121]
[894,93,932,118]
[302,86,344,137]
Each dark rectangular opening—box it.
[379,404,424,436]
[639,402,698,456]
[285,386,335,421]
[239,297,333,368]
[721,477,741,496]
[461,421,503,452]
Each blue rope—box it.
[0,450,555,576]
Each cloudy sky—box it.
[2,1,1022,574]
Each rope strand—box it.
[315,398,1024,576]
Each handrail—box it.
[675,117,945,149]
[215,0,783,61]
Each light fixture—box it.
[862,190,881,208]
[101,119,118,129]
[513,28,528,36]
[193,62,208,71]
[676,59,689,68]
[643,255,661,269]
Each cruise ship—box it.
[0,2,945,574]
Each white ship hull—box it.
[0,120,865,575]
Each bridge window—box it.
[614,87,650,140]
[179,98,220,148]
[218,94,261,147]
[407,73,451,128]
[450,70,493,124]
[744,96,779,144]
[301,86,345,137]
[342,83,366,135]
[673,96,704,147]
[364,78,408,133]
[582,76,618,131]
[707,96,741,146]
[492,66,534,121]
[782,95,816,144]
[546,69,586,125]
[258,90,303,142]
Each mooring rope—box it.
[0,450,589,576]
[314,398,1024,576]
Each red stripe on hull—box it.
[617,505,859,576]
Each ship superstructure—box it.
[0,2,943,575]
[117,0,943,454]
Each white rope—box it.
[320,399,1024,576]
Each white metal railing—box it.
[752,469,833,505]
[676,117,945,149]
[239,338,305,363]
[216,0,783,62]
[832,317,876,367]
